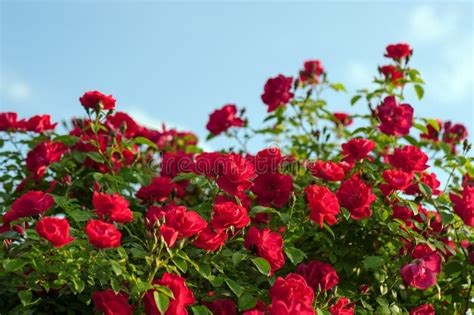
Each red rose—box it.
[449,185,474,227]
[251,172,293,208]
[392,205,414,229]
[24,115,57,133]
[85,219,121,248]
[305,185,340,228]
[400,253,441,290]
[336,177,375,220]
[405,172,441,196]
[194,152,225,178]
[329,297,354,315]
[387,145,429,172]
[376,96,414,136]
[26,140,67,178]
[0,112,24,131]
[384,43,412,60]
[341,138,375,161]
[443,121,468,145]
[160,225,179,248]
[79,90,116,110]
[211,201,250,231]
[2,191,55,226]
[243,300,266,315]
[93,192,133,223]
[161,152,194,178]
[206,104,245,135]
[35,217,74,248]
[296,260,339,292]
[421,120,441,142]
[215,191,251,210]
[136,176,175,204]
[106,112,141,138]
[333,112,353,126]
[261,75,294,112]
[203,299,237,315]
[269,273,314,312]
[192,225,228,251]
[92,289,133,315]
[382,169,413,191]
[245,226,285,274]
[250,147,284,174]
[145,272,195,315]
[299,60,324,84]
[409,304,435,315]
[164,205,207,238]
[309,160,345,181]
[217,153,256,196]
[379,65,403,85]
[268,300,314,315]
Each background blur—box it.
[1,1,473,152]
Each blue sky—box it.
[1,1,473,152]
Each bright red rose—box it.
[24,115,57,133]
[92,289,133,315]
[192,225,228,251]
[85,219,121,248]
[251,172,293,208]
[2,191,55,225]
[382,169,413,191]
[296,260,339,292]
[392,205,414,229]
[164,205,207,238]
[217,153,256,196]
[145,272,195,315]
[0,112,23,131]
[379,65,403,85]
[261,74,294,112]
[26,140,67,178]
[245,226,285,274]
[384,43,412,60]
[160,225,179,248]
[136,176,175,204]
[194,152,224,178]
[405,172,441,196]
[305,185,340,228]
[299,60,324,84]
[400,253,441,290]
[211,201,250,231]
[409,304,435,315]
[206,104,245,135]
[341,138,375,161]
[329,297,354,315]
[267,299,314,315]
[106,112,141,138]
[250,147,284,174]
[243,300,266,315]
[35,217,74,248]
[333,112,353,126]
[203,299,237,315]
[93,192,133,223]
[269,273,314,312]
[387,145,429,173]
[449,185,474,227]
[376,96,413,136]
[336,177,375,220]
[309,160,345,181]
[79,90,116,110]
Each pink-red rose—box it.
[400,253,441,290]
[409,304,435,315]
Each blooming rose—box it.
[305,185,340,227]
[93,192,133,223]
[421,120,441,142]
[379,65,403,85]
[26,141,67,178]
[216,153,256,196]
[409,304,435,315]
[106,111,142,138]
[85,219,122,248]
[299,60,324,84]
[250,147,284,174]
[35,217,74,248]
[261,74,294,112]
[206,104,245,135]
[392,205,414,229]
[449,185,474,227]
[443,121,468,149]
[387,145,429,173]
[400,253,441,290]
[144,272,195,315]
[309,160,345,181]
[0,112,24,131]
[405,172,441,196]
[376,96,413,136]
[329,297,354,315]
[211,201,250,231]
[333,112,353,126]
[2,191,55,227]
[136,176,175,204]
[296,260,339,292]
[161,152,194,178]
[336,177,376,219]
[341,138,375,161]
[382,169,413,191]
[192,226,228,251]
[245,226,285,274]
[384,43,412,60]
[251,172,293,208]
[160,225,179,248]
[79,90,116,110]
[164,205,207,239]
[92,289,133,315]
[269,273,314,313]
[203,299,237,315]
[194,152,224,178]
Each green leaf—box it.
[363,256,385,269]
[110,278,121,293]
[427,119,440,132]
[110,260,123,276]
[71,278,85,293]
[53,135,79,146]
[173,172,199,182]
[284,246,305,265]
[414,84,424,100]
[134,136,158,149]
[225,278,243,297]
[87,152,105,163]
[330,83,347,92]
[66,208,92,223]
[351,95,362,106]
[251,206,274,214]
[154,291,170,314]
[251,257,271,276]
[232,252,246,266]
[413,123,428,134]
[3,259,27,272]
[191,305,213,315]
[155,286,175,299]
[238,294,257,311]
[18,290,32,306]
[172,255,188,273]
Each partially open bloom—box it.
[309,160,345,182]
[206,104,245,135]
[79,90,116,110]
[305,185,340,227]
[261,75,294,112]
[384,43,412,60]
[245,226,285,274]
[35,217,74,248]
[93,192,133,223]
[85,219,122,248]
[296,260,339,292]
[341,138,375,161]
[269,273,314,314]
[376,96,413,136]
[299,60,324,84]
[379,65,403,85]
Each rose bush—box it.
[0,43,473,314]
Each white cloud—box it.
[0,75,32,102]
[407,5,457,42]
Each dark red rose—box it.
[405,172,441,196]
[305,185,340,228]
[414,207,443,234]
[161,152,194,178]
[409,304,435,315]
[336,177,375,220]
[35,217,74,248]
[382,169,413,191]
[194,152,225,178]
[206,104,245,135]
[85,219,121,248]
[0,112,24,131]
[376,96,413,136]
[24,115,57,133]
[192,225,228,251]
[384,43,412,60]
[379,65,403,85]
[333,112,353,126]
[164,205,207,239]
[443,121,468,144]
[449,185,474,227]
[217,153,256,196]
[269,273,314,312]
[136,176,175,204]
[211,201,250,231]
[251,172,293,208]
[26,140,67,178]
[309,160,345,181]
[79,90,116,110]
[203,299,236,315]
[400,253,441,290]
[392,205,414,229]
[329,297,354,315]
[145,272,195,315]
[242,300,266,315]
[93,192,133,223]
[299,60,324,84]
[92,289,133,315]
[296,260,339,292]
[261,74,294,112]
[341,138,375,161]
[106,112,141,138]
[387,145,429,172]
[420,119,441,142]
[250,147,284,174]
[2,191,55,226]
[245,226,285,274]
